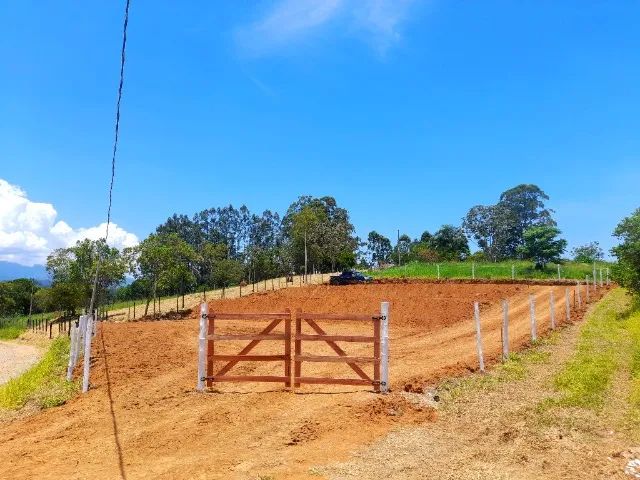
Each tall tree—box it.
[47,239,126,314]
[430,225,470,261]
[517,225,567,269]
[367,231,392,267]
[463,184,555,260]
[611,208,640,297]
[572,242,604,263]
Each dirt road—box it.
[0,340,41,385]
[0,282,609,479]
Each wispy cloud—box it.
[236,0,417,57]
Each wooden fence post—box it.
[473,302,485,372]
[502,300,509,360]
[197,302,208,391]
[529,294,537,342]
[549,290,556,330]
[380,302,390,393]
[565,288,571,323]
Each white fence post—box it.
[593,264,597,290]
[380,302,390,393]
[606,267,610,286]
[557,264,561,280]
[82,314,94,393]
[502,300,509,360]
[473,302,485,372]
[565,288,571,323]
[380,302,389,393]
[197,302,209,392]
[599,268,603,287]
[511,264,515,280]
[585,276,590,302]
[472,262,476,280]
[549,290,556,330]
[576,281,582,308]
[437,264,440,280]
[529,294,537,342]
[66,317,79,381]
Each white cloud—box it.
[0,178,139,267]
[236,0,417,56]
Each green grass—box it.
[0,313,58,340]
[0,336,77,410]
[0,325,25,340]
[535,289,635,412]
[368,260,612,281]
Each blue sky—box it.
[1,0,639,266]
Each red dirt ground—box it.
[0,282,609,479]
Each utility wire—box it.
[88,0,131,317]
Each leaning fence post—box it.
[473,302,485,372]
[529,294,537,342]
[501,300,509,360]
[82,314,94,393]
[565,288,571,323]
[549,290,556,330]
[197,302,209,392]
[380,302,390,393]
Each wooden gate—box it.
[199,306,292,387]
[197,302,389,392]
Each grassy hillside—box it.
[368,260,612,281]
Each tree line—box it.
[3,183,633,318]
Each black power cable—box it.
[88,0,131,316]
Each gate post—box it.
[380,302,390,393]
[197,302,208,391]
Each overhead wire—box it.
[88,0,131,316]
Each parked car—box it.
[329,270,373,285]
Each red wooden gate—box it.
[197,302,389,392]
[294,309,383,392]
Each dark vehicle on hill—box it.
[329,270,373,286]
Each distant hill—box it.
[0,262,50,284]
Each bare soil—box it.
[0,340,41,385]
[0,282,609,479]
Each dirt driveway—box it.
[0,340,41,385]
